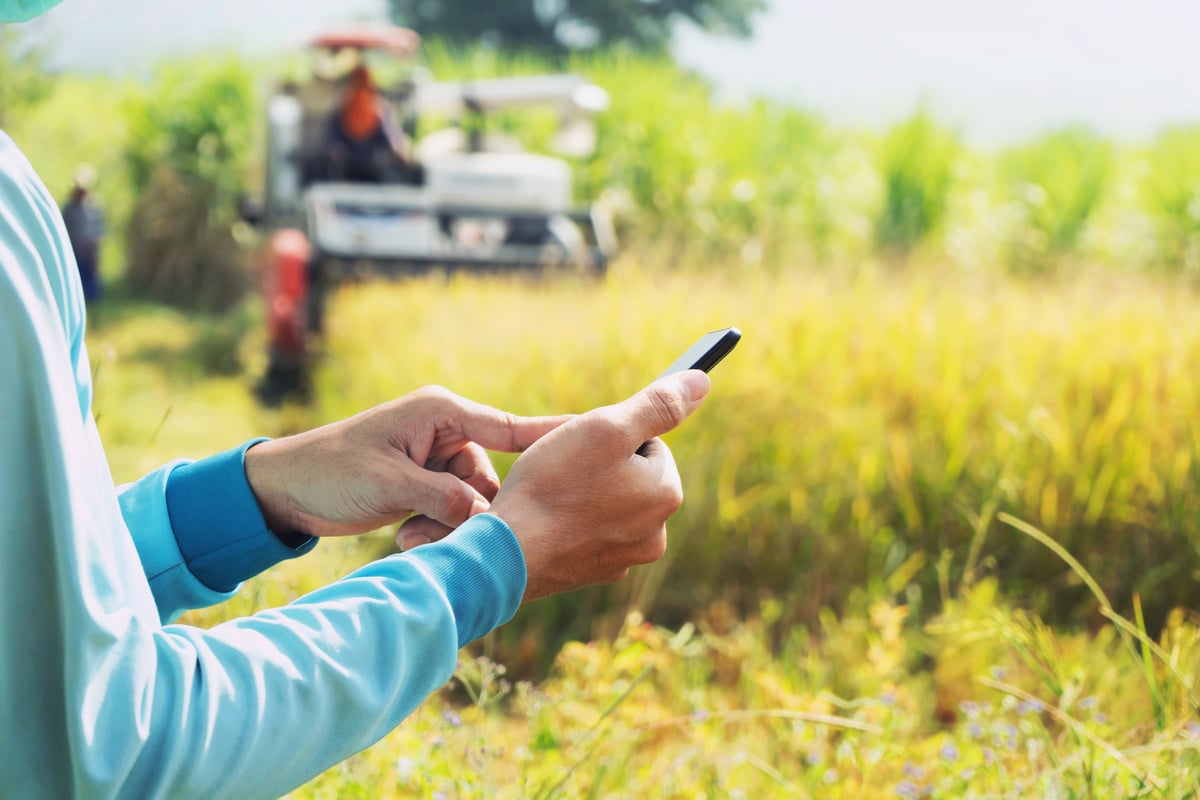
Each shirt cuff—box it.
[401,513,527,646]
[165,438,317,593]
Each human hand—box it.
[244,386,571,542]
[488,370,711,602]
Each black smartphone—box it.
[657,327,742,379]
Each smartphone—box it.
[657,327,742,380]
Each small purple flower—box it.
[896,780,920,799]
[967,723,984,739]
[692,708,710,722]
[1078,696,1099,711]
[880,692,897,707]
[1094,712,1108,725]
[442,710,462,727]
[1186,721,1200,738]
[903,761,926,780]
[982,747,996,765]
[940,743,960,762]
[990,667,1007,680]
[1004,724,1019,750]
[806,751,822,766]
[1017,699,1044,715]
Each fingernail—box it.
[402,535,432,551]
[677,369,711,402]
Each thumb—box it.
[594,369,711,453]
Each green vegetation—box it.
[122,58,258,311]
[1000,126,1114,273]
[122,58,256,202]
[874,110,959,257]
[13,45,1200,278]
[1144,126,1200,274]
[312,269,1200,648]
[89,268,1200,798]
[0,26,51,127]
[12,42,1200,798]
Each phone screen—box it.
[657,327,741,379]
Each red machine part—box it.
[262,229,311,356]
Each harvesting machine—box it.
[253,23,615,397]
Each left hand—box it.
[244,386,571,544]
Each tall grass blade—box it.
[997,513,1114,612]
[1134,594,1167,730]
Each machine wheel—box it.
[544,214,595,275]
[257,351,312,405]
[307,257,329,334]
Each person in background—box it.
[320,64,411,183]
[0,1,712,798]
[60,164,105,302]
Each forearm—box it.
[90,515,523,799]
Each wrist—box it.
[487,500,546,601]
[244,439,303,537]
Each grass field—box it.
[86,260,1200,798]
[11,34,1200,798]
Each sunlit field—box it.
[9,28,1200,796]
[88,263,1200,798]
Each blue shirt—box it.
[0,129,528,798]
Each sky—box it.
[673,0,1200,146]
[17,0,1200,146]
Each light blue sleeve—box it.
[117,439,319,623]
[0,129,530,798]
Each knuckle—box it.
[667,485,684,514]
[601,567,631,585]
[583,413,625,444]
[436,485,474,523]
[502,411,521,452]
[657,479,684,516]
[633,530,668,565]
[478,471,501,498]
[646,385,687,432]
[413,384,454,404]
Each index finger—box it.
[451,397,576,453]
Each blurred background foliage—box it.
[1144,126,1200,275]
[11,21,1200,795]
[387,0,766,54]
[1000,126,1113,274]
[0,26,51,127]
[874,110,959,259]
[10,39,1200,652]
[8,39,1200,288]
[121,58,257,312]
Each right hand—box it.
[489,370,711,602]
